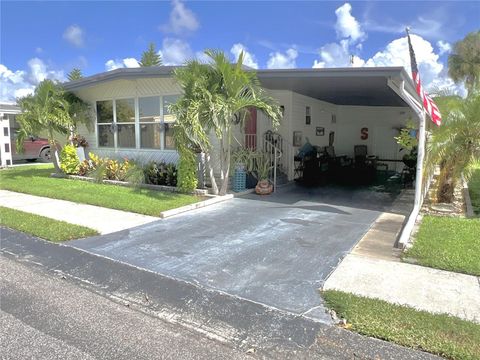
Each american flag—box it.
[407,29,442,126]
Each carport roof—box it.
[63,66,416,107]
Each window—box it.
[139,96,161,149]
[95,95,180,150]
[4,143,9,153]
[3,127,8,137]
[96,100,114,147]
[116,98,135,148]
[163,95,179,150]
[306,106,311,125]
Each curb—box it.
[159,194,233,218]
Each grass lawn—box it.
[0,206,98,242]
[468,166,480,215]
[403,216,480,276]
[0,165,201,216]
[322,290,480,360]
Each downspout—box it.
[388,78,427,248]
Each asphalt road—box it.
[0,256,250,360]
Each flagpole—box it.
[415,109,427,209]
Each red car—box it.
[11,134,51,162]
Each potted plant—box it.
[70,134,89,162]
[254,152,273,195]
[394,120,418,169]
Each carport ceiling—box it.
[256,67,410,107]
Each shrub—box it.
[59,144,80,174]
[143,161,177,186]
[69,134,89,148]
[177,150,197,193]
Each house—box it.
[64,66,429,246]
[64,66,420,177]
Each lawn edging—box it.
[159,194,233,218]
[51,173,209,196]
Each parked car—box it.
[11,134,51,162]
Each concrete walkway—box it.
[323,190,480,324]
[324,253,480,323]
[0,190,158,234]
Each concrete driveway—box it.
[69,183,396,322]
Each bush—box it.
[143,161,177,186]
[177,150,197,193]
[59,144,80,174]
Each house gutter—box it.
[388,77,427,248]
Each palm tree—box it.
[426,92,480,203]
[139,43,162,67]
[67,68,83,81]
[170,50,282,195]
[16,80,73,172]
[448,31,480,95]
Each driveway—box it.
[69,183,396,322]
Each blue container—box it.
[233,167,247,192]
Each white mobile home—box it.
[64,66,419,182]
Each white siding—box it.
[335,105,414,172]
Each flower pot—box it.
[255,179,273,195]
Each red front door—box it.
[245,108,257,150]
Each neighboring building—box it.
[0,103,21,166]
[0,103,52,166]
[64,66,419,181]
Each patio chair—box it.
[354,145,368,167]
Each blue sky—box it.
[1,0,479,102]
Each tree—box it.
[448,31,480,95]
[16,80,73,172]
[67,68,83,81]
[170,50,282,195]
[139,43,162,67]
[426,92,480,203]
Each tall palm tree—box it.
[448,31,480,95]
[426,92,480,203]
[16,80,72,172]
[170,50,282,195]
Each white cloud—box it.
[334,3,365,43]
[104,57,140,71]
[267,48,298,69]
[437,40,452,56]
[63,25,85,47]
[160,0,199,35]
[230,43,259,69]
[365,35,443,87]
[313,40,356,68]
[35,47,44,54]
[0,59,65,103]
[160,38,193,65]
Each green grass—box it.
[0,165,201,216]
[403,216,480,276]
[468,167,480,215]
[322,290,480,360]
[0,206,98,242]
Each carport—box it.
[255,67,428,247]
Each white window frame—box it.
[95,95,180,151]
